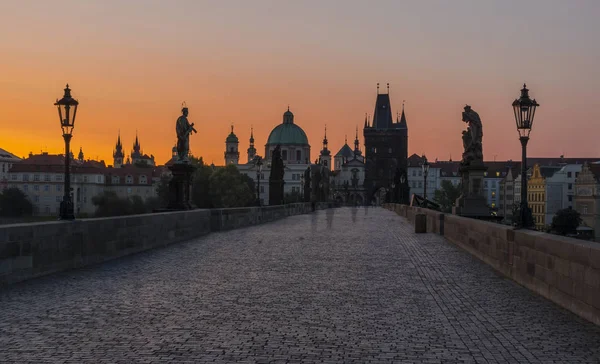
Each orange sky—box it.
[1,1,598,166]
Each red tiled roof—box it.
[9,154,107,174]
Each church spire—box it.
[247,126,256,163]
[354,126,360,151]
[322,125,328,150]
[398,100,408,129]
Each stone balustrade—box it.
[384,203,600,326]
[0,202,334,287]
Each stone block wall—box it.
[0,202,321,287]
[384,203,600,326]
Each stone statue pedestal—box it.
[167,163,196,210]
[453,161,490,217]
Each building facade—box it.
[236,108,311,205]
[7,153,160,216]
[7,153,106,216]
[574,163,600,241]
[0,148,21,190]
[331,130,366,205]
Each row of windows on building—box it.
[531,204,545,214]
[19,184,63,193]
[111,175,149,185]
[10,173,104,183]
[528,193,545,202]
[10,173,152,185]
[269,150,304,161]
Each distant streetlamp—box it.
[422,155,430,207]
[513,83,539,228]
[55,84,78,220]
[390,181,396,203]
[254,156,263,206]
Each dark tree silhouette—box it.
[0,187,33,217]
[551,208,582,235]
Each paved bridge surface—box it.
[1,207,600,363]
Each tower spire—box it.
[387,83,389,93]
[377,83,379,94]
[364,113,368,128]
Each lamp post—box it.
[255,156,263,206]
[55,84,78,220]
[390,181,396,203]
[422,155,430,207]
[512,83,539,228]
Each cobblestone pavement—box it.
[2,207,600,363]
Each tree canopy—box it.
[433,180,461,213]
[551,208,582,235]
[0,187,33,217]
[209,164,255,208]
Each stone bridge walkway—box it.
[1,207,600,363]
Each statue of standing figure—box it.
[176,105,197,163]
[461,105,483,165]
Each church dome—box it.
[266,108,309,146]
[226,126,239,143]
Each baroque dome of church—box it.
[266,108,309,146]
[226,125,239,143]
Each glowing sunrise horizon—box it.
[1,0,598,166]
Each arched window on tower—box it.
[296,150,301,161]
[324,160,328,167]
[282,150,288,160]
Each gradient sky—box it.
[1,0,599,165]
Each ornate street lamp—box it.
[390,181,396,203]
[400,173,406,205]
[55,84,78,220]
[254,156,263,206]
[513,83,539,228]
[422,155,430,207]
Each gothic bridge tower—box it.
[363,83,408,204]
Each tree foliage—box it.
[284,190,302,204]
[208,164,254,208]
[92,192,157,217]
[551,208,582,235]
[92,191,133,217]
[0,187,33,217]
[433,180,461,213]
[191,164,213,208]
